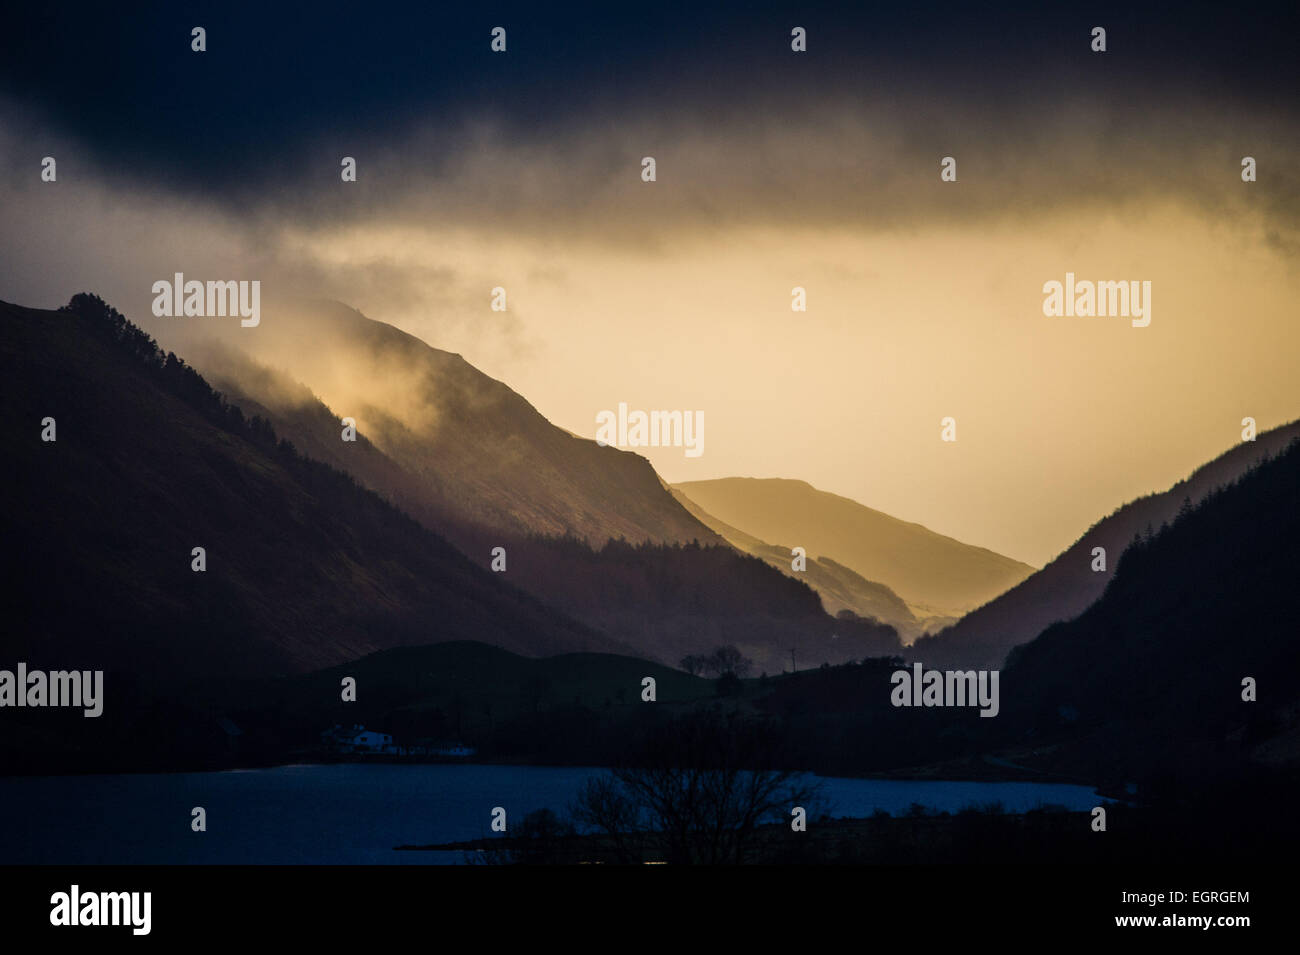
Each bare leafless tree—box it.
[572,707,820,863]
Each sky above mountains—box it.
[2,1,1298,565]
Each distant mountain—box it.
[909,419,1300,669]
[673,477,1035,616]
[166,299,718,548]
[0,295,628,691]
[670,487,925,638]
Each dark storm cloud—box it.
[1,0,1296,203]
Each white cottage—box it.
[348,729,395,753]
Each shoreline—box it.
[0,753,1106,792]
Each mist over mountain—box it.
[185,339,462,535]
[161,299,717,548]
[673,477,1035,617]
[909,419,1300,669]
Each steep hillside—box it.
[996,435,1300,784]
[162,299,718,547]
[0,295,627,690]
[909,419,1300,669]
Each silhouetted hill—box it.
[745,437,1300,788]
[439,530,905,674]
[996,435,1300,785]
[910,419,1300,669]
[0,295,628,693]
[222,640,723,765]
[674,477,1035,616]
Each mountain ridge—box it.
[159,298,719,549]
[669,486,925,637]
[673,476,1036,616]
[909,418,1300,669]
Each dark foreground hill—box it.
[218,640,723,767]
[996,432,1300,785]
[748,436,1300,791]
[0,294,627,691]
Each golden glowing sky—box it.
[3,98,1297,566]
[274,208,1298,567]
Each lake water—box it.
[0,764,1102,864]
